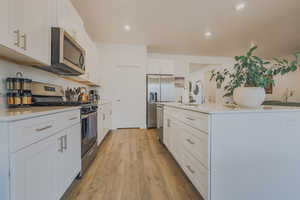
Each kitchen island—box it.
[162,103,300,200]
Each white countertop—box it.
[162,102,300,114]
[0,106,81,122]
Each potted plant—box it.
[210,46,299,107]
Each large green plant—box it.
[210,46,299,97]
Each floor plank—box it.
[66,129,203,200]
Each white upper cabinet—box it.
[53,0,84,41]
[10,0,51,65]
[0,0,9,47]
[147,59,175,75]
[0,0,51,65]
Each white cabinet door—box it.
[10,0,50,65]
[97,108,104,145]
[56,124,81,198]
[0,0,10,47]
[163,114,171,149]
[147,59,174,75]
[10,134,57,200]
[64,123,81,187]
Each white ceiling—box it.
[71,0,300,58]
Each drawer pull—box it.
[186,117,196,121]
[186,138,195,145]
[36,125,52,132]
[186,165,195,174]
[58,136,64,152]
[69,117,78,121]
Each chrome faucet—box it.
[283,88,295,103]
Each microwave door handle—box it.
[79,54,85,68]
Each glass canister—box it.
[22,79,32,91]
[21,92,29,105]
[13,78,22,90]
[27,92,32,105]
[13,92,21,105]
[6,78,14,90]
[7,93,14,106]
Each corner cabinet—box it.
[0,108,81,200]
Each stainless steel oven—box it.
[81,105,98,174]
[47,27,86,76]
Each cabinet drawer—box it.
[181,110,208,133]
[9,110,80,153]
[165,106,208,133]
[183,151,208,200]
[182,124,208,168]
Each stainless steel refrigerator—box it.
[146,75,176,128]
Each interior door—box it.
[10,135,57,200]
[113,65,146,129]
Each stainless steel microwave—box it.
[49,27,86,76]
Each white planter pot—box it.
[233,87,266,108]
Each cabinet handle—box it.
[58,137,64,152]
[63,135,67,150]
[69,117,77,121]
[167,119,171,127]
[103,114,105,120]
[21,34,27,50]
[14,30,20,47]
[36,125,52,132]
[186,117,196,121]
[186,138,195,145]
[186,165,195,174]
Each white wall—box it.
[95,43,147,129]
[0,59,85,109]
[266,55,300,102]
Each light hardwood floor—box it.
[66,129,203,200]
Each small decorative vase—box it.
[233,87,266,108]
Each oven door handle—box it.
[81,112,97,119]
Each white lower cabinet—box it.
[56,123,81,198]
[97,103,112,145]
[163,107,209,200]
[3,109,81,200]
[10,133,57,200]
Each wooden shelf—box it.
[61,76,101,87]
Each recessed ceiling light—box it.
[124,25,131,32]
[235,2,246,11]
[205,32,212,38]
